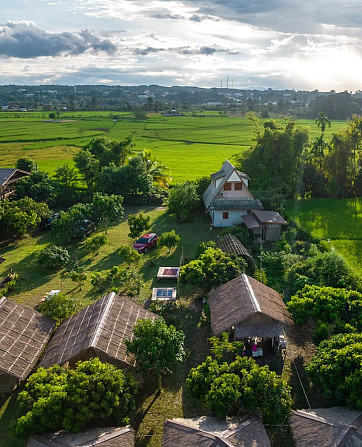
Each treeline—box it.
[236,113,362,203]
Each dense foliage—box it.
[287,285,362,332]
[307,333,362,409]
[90,265,143,296]
[158,230,180,253]
[38,292,80,324]
[167,181,200,221]
[37,245,70,270]
[186,355,292,423]
[180,247,246,291]
[127,212,151,239]
[0,197,50,235]
[84,234,108,255]
[16,358,138,437]
[126,317,185,388]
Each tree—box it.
[186,354,291,423]
[167,181,200,221]
[65,268,88,289]
[90,266,143,296]
[237,120,309,197]
[14,170,56,204]
[91,192,124,233]
[159,230,180,253]
[16,157,38,172]
[315,112,331,138]
[52,203,92,241]
[16,359,138,437]
[84,234,108,255]
[125,317,185,390]
[127,213,151,239]
[138,149,172,187]
[134,108,147,120]
[307,333,362,409]
[38,292,80,324]
[0,197,50,235]
[38,245,70,270]
[180,247,246,291]
[74,149,100,189]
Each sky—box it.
[1,0,362,90]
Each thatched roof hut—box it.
[290,409,362,447]
[216,233,254,270]
[0,297,55,393]
[26,426,135,446]
[162,418,270,446]
[40,293,157,370]
[209,274,292,339]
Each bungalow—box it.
[0,297,55,393]
[202,160,263,227]
[0,168,29,200]
[40,292,157,371]
[242,210,288,242]
[209,274,292,354]
[26,426,135,447]
[289,409,362,447]
[162,417,270,447]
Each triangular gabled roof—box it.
[40,293,158,369]
[162,418,270,447]
[203,160,251,209]
[0,297,55,380]
[209,274,292,336]
[290,409,362,447]
[0,168,29,186]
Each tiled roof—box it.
[210,198,263,211]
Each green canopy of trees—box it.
[16,358,138,437]
[307,333,362,409]
[167,181,200,221]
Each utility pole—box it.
[220,80,223,88]
[227,76,229,89]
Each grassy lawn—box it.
[285,198,362,275]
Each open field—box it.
[0,112,347,182]
[285,198,362,275]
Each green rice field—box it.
[0,111,346,182]
[285,198,362,275]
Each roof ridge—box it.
[243,274,261,313]
[90,292,115,348]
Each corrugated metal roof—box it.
[210,198,263,210]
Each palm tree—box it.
[138,149,172,188]
[315,112,331,138]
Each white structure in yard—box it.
[202,160,263,227]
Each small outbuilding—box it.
[40,292,157,371]
[216,233,255,271]
[242,210,288,242]
[0,297,55,393]
[290,409,362,447]
[27,426,135,447]
[209,274,292,354]
[162,417,270,446]
[0,168,29,200]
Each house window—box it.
[223,212,229,219]
[224,182,231,191]
[235,182,242,190]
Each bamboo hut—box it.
[209,274,292,354]
[162,418,270,446]
[216,233,255,271]
[27,426,135,447]
[0,168,29,200]
[40,292,157,371]
[290,409,362,447]
[0,297,55,393]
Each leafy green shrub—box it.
[118,244,142,264]
[186,355,292,423]
[127,212,151,239]
[307,333,362,409]
[38,292,80,324]
[194,240,216,258]
[16,358,138,437]
[159,230,181,253]
[38,245,70,270]
[313,320,330,345]
[90,266,143,296]
[167,181,200,221]
[180,247,246,291]
[84,233,108,255]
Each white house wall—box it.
[213,210,248,227]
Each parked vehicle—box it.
[40,213,59,230]
[132,233,158,253]
[78,219,96,238]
